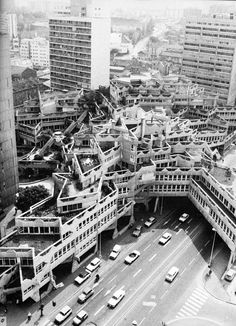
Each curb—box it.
[167,316,223,326]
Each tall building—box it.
[70,0,110,18]
[181,13,236,105]
[49,14,110,91]
[7,13,17,40]
[0,12,19,209]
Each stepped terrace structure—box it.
[1,100,236,304]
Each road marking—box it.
[184,301,199,312]
[180,267,187,276]
[170,221,176,227]
[108,276,117,284]
[187,218,192,224]
[139,317,146,325]
[153,237,159,243]
[94,304,105,316]
[186,225,190,232]
[160,290,168,300]
[144,244,151,251]
[204,240,210,247]
[186,298,202,309]
[176,312,185,318]
[180,306,197,315]
[176,229,181,234]
[104,285,116,296]
[143,301,156,307]
[133,268,142,278]
[121,266,127,272]
[148,253,157,262]
[189,258,196,265]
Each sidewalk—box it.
[167,317,222,326]
[203,245,236,305]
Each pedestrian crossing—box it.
[175,287,209,319]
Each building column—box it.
[227,249,236,269]
[153,197,159,213]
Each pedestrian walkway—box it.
[175,287,209,319]
[168,316,222,326]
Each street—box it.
[38,205,231,326]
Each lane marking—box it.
[144,244,151,251]
[186,225,190,232]
[139,317,146,325]
[187,218,192,224]
[189,258,196,265]
[160,290,168,300]
[180,267,187,276]
[204,240,210,247]
[108,276,117,284]
[104,285,116,296]
[133,268,142,278]
[153,237,159,243]
[170,221,176,227]
[94,304,105,316]
[121,266,127,272]
[149,253,157,262]
[176,229,181,234]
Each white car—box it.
[109,245,121,260]
[124,250,140,264]
[179,213,189,222]
[144,217,156,228]
[224,269,236,282]
[165,266,179,283]
[159,232,172,245]
[54,305,72,325]
[107,289,125,308]
[74,271,91,285]
[72,310,88,325]
[86,257,101,273]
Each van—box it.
[165,266,179,282]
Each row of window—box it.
[19,226,60,234]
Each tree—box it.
[16,185,50,212]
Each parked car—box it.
[144,217,156,228]
[132,225,142,237]
[54,305,72,325]
[159,232,172,245]
[72,310,88,325]
[224,269,236,282]
[124,250,140,264]
[109,245,121,260]
[77,287,94,304]
[74,271,91,286]
[179,213,189,222]
[165,266,179,283]
[86,257,101,273]
[107,289,125,308]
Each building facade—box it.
[0,13,19,209]
[49,15,110,91]
[181,13,236,105]
[20,37,49,68]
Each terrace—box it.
[77,154,100,174]
[2,234,60,256]
[210,166,236,197]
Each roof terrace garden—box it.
[77,154,100,174]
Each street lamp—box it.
[209,228,216,269]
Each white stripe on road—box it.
[94,304,105,316]
[190,296,205,306]
[108,276,117,284]
[139,317,146,325]
[186,298,202,309]
[204,240,211,247]
[191,292,207,302]
[160,290,168,300]
[104,285,116,296]
[121,266,127,272]
[186,225,190,232]
[184,301,199,312]
[149,253,157,262]
[189,258,196,265]
[176,229,181,234]
[179,307,192,316]
[180,306,197,315]
[144,244,151,251]
[133,269,142,278]
[180,267,187,276]
[176,312,185,318]
[187,218,192,224]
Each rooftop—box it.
[3,234,60,255]
[77,154,100,174]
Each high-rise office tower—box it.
[181,13,236,105]
[49,0,110,91]
[0,11,19,209]
[7,13,17,40]
[70,0,110,18]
